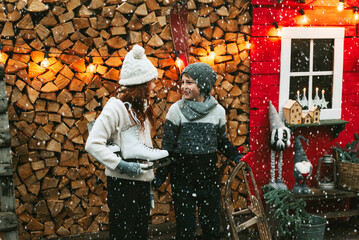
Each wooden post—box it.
[0,63,19,240]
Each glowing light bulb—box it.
[337,1,344,11]
[246,41,251,49]
[175,57,184,71]
[41,57,49,68]
[244,35,251,49]
[302,15,308,23]
[0,54,4,64]
[87,56,96,73]
[207,44,216,60]
[355,8,359,20]
[209,51,216,60]
[273,22,281,37]
[298,9,308,24]
[0,43,5,64]
[87,64,96,73]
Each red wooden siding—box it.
[250,0,359,193]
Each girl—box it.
[153,62,243,239]
[85,45,168,240]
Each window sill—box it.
[286,119,348,138]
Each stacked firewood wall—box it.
[0,0,251,238]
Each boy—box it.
[153,62,243,239]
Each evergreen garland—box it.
[332,133,359,163]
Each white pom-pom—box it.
[132,45,144,59]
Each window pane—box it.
[290,76,309,110]
[312,75,333,109]
[291,39,310,72]
[313,39,334,71]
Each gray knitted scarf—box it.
[179,95,218,121]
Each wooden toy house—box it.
[302,112,312,124]
[309,106,320,123]
[283,99,302,125]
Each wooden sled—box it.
[220,153,271,240]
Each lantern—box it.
[316,154,336,190]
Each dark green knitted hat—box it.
[181,62,217,96]
[294,135,309,163]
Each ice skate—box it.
[120,126,169,161]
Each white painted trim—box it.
[289,71,333,76]
[279,37,291,116]
[282,27,345,39]
[279,27,344,120]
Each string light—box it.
[87,56,96,73]
[337,0,344,11]
[41,51,49,68]
[0,0,356,69]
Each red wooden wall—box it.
[250,0,359,191]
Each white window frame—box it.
[279,27,344,120]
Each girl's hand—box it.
[116,161,144,177]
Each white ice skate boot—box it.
[120,126,169,161]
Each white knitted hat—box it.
[119,45,158,86]
[269,100,286,131]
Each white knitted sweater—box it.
[85,97,154,182]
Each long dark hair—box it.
[115,82,155,129]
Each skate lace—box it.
[124,102,142,127]
[124,102,161,153]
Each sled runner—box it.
[220,152,271,240]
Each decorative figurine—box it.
[320,89,329,109]
[301,87,308,109]
[283,99,302,125]
[309,106,320,123]
[268,101,291,190]
[301,112,312,124]
[313,87,321,107]
[292,135,313,194]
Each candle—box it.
[316,87,318,95]
[303,88,306,95]
[297,90,300,97]
[322,89,325,96]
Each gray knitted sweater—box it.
[161,100,239,188]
